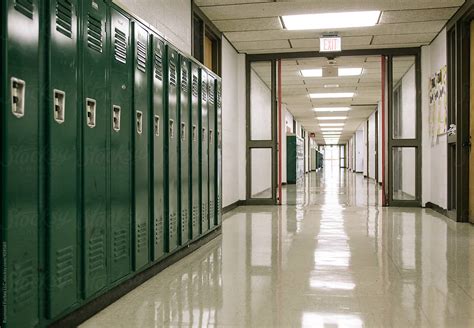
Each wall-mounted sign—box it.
[320,36,341,52]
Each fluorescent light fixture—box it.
[301,69,322,77]
[316,116,347,120]
[338,67,363,76]
[324,84,340,88]
[319,123,345,127]
[310,92,354,99]
[313,107,351,112]
[282,11,381,30]
[321,127,343,131]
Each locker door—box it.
[179,57,191,244]
[47,0,79,317]
[82,0,108,298]
[190,64,201,239]
[208,75,216,230]
[166,46,179,251]
[151,35,165,260]
[109,8,132,283]
[200,70,209,234]
[216,79,223,225]
[2,0,40,326]
[132,22,150,270]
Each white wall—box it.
[355,129,364,172]
[421,28,448,208]
[378,102,383,184]
[222,38,246,207]
[368,112,377,179]
[115,0,192,53]
[363,122,368,176]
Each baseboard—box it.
[425,202,449,218]
[50,227,221,327]
[223,200,244,214]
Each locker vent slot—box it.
[87,14,103,52]
[209,201,215,224]
[192,74,198,97]
[169,61,177,86]
[136,41,147,73]
[181,209,188,234]
[209,84,215,105]
[12,259,34,310]
[88,235,105,274]
[55,0,73,38]
[217,87,222,107]
[55,246,74,288]
[169,213,177,240]
[155,216,163,246]
[114,28,127,64]
[137,222,147,253]
[14,0,34,19]
[192,206,198,228]
[202,81,207,101]
[181,68,188,93]
[113,229,128,262]
[154,49,163,81]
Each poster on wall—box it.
[429,65,447,142]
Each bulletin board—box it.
[429,65,447,141]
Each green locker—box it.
[200,69,209,233]
[166,45,179,251]
[179,56,191,244]
[132,22,150,270]
[109,8,132,282]
[190,63,201,239]
[216,79,223,225]
[1,0,40,326]
[46,0,79,317]
[151,35,165,260]
[81,0,108,298]
[208,75,216,229]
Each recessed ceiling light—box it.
[319,123,345,127]
[324,84,340,88]
[310,93,354,99]
[338,68,363,76]
[281,11,380,30]
[316,116,347,120]
[301,69,323,77]
[321,127,343,131]
[313,107,351,112]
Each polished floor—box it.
[81,160,474,327]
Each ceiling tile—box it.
[214,17,282,32]
[233,39,290,51]
[380,7,459,23]
[372,33,437,45]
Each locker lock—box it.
[11,77,25,118]
[154,115,160,137]
[202,127,206,140]
[112,105,121,132]
[209,129,213,144]
[169,119,175,138]
[54,90,65,124]
[86,98,96,128]
[136,111,143,135]
[192,125,197,142]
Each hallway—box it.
[82,162,474,327]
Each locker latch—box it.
[11,77,25,118]
[209,129,213,144]
[86,98,96,128]
[112,105,121,132]
[202,128,206,141]
[154,115,160,137]
[181,122,186,141]
[192,125,197,142]
[136,111,143,135]
[169,119,175,138]
[54,90,65,124]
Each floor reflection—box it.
[82,160,474,327]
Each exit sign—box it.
[320,36,341,52]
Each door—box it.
[469,21,474,223]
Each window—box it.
[192,3,221,75]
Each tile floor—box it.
[81,160,474,327]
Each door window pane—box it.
[392,56,416,139]
[251,148,272,198]
[250,62,272,140]
[392,147,416,200]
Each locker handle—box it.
[154,115,160,137]
[169,119,175,138]
[54,89,66,124]
[86,98,96,128]
[112,105,121,132]
[209,129,213,144]
[202,128,206,141]
[11,77,25,118]
[192,125,197,142]
[136,111,143,135]
[181,122,186,141]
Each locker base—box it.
[48,227,222,328]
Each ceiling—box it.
[195,0,463,144]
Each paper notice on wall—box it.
[429,65,447,143]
